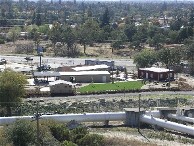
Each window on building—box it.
[150,73,153,78]
[170,73,173,78]
[141,71,144,77]
[160,74,163,78]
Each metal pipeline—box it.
[0,112,126,125]
[0,111,161,125]
[168,114,194,124]
[2,111,194,137]
[140,115,194,136]
[145,110,160,118]
[41,112,126,122]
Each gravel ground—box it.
[97,131,194,146]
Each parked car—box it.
[24,56,33,61]
[37,64,51,71]
[0,59,6,65]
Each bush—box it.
[70,127,88,143]
[78,134,104,146]
[62,140,78,146]
[49,123,70,142]
[0,38,5,44]
[6,120,36,146]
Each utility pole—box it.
[34,86,41,146]
[138,93,141,133]
[35,101,41,146]
[112,66,114,84]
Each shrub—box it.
[0,38,5,44]
[70,127,88,143]
[49,123,70,142]
[62,140,78,146]
[6,119,36,146]
[78,134,104,146]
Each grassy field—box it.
[78,81,143,93]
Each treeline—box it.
[1,1,194,70]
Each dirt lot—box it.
[0,40,136,59]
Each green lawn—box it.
[78,81,144,93]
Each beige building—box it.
[60,71,110,83]
[49,80,75,95]
[33,71,110,83]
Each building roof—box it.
[60,71,110,76]
[33,71,60,77]
[139,67,173,73]
[49,80,74,86]
[72,64,109,71]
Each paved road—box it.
[0,55,136,68]
[24,91,194,102]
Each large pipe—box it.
[145,110,160,118]
[140,115,194,136]
[0,116,32,125]
[41,112,126,122]
[0,111,160,125]
[168,114,194,124]
[0,112,126,125]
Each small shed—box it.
[49,80,75,95]
[138,67,174,81]
[60,71,110,83]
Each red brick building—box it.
[138,67,174,81]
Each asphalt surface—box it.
[0,55,136,68]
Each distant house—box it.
[138,67,174,81]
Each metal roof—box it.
[59,71,110,76]
[139,67,173,73]
[49,80,74,86]
[72,64,109,71]
[33,71,60,77]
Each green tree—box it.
[6,120,36,146]
[62,26,77,57]
[185,43,194,75]
[124,24,136,41]
[49,21,63,52]
[134,49,157,68]
[31,28,41,51]
[189,8,194,27]
[158,47,182,68]
[78,20,100,54]
[152,33,165,49]
[168,30,179,44]
[38,24,50,35]
[100,7,110,27]
[7,26,21,43]
[0,70,27,116]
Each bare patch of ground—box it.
[93,130,194,146]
